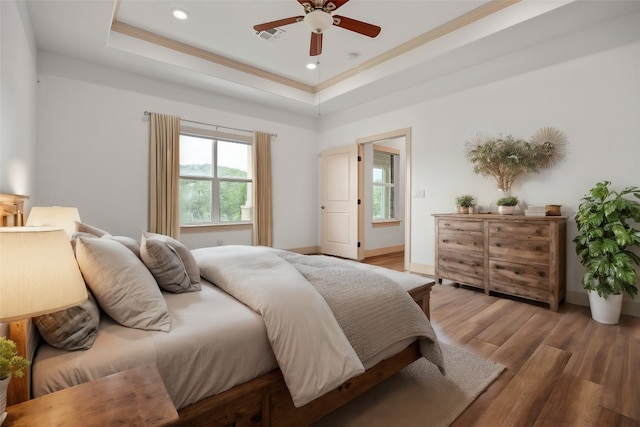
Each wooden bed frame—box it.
[7,283,433,426]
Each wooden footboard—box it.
[8,281,434,426]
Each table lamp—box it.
[25,207,81,239]
[0,227,87,422]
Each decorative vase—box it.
[498,206,515,215]
[0,374,9,426]
[458,207,469,214]
[588,290,623,325]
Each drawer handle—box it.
[532,246,540,251]
[252,414,263,424]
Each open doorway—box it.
[357,128,411,272]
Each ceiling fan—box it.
[253,0,381,56]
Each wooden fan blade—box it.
[310,32,323,56]
[324,0,350,12]
[332,15,381,38]
[253,16,303,32]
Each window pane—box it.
[180,135,213,177]
[373,185,395,220]
[219,181,253,222]
[180,179,212,223]
[218,141,251,179]
[373,151,393,184]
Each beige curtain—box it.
[149,112,180,239]
[252,131,273,246]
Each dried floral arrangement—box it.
[464,127,567,192]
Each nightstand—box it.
[3,365,178,426]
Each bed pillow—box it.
[104,235,141,258]
[75,221,110,237]
[72,222,141,257]
[140,232,201,293]
[75,236,171,332]
[33,290,100,351]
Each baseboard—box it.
[286,246,319,255]
[408,262,435,277]
[566,291,640,317]
[363,245,404,258]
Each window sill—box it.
[372,220,401,228]
[180,223,253,233]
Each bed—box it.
[5,220,443,426]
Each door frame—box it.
[357,128,412,270]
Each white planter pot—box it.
[588,290,623,324]
[498,206,515,215]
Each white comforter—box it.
[194,246,364,407]
[193,245,444,408]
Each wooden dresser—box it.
[433,213,567,311]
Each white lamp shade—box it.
[26,206,81,239]
[304,10,333,33]
[0,227,87,322]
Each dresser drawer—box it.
[437,233,484,255]
[489,237,550,264]
[438,251,484,288]
[489,259,548,289]
[488,221,549,241]
[490,280,549,303]
[437,218,483,235]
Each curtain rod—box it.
[144,111,277,138]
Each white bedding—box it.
[33,246,441,411]
[32,280,278,409]
[193,246,365,407]
[193,245,444,408]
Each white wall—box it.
[34,52,319,250]
[318,15,640,314]
[0,0,38,199]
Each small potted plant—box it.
[573,181,640,324]
[496,196,519,215]
[1,337,30,417]
[455,194,476,214]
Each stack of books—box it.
[525,205,548,216]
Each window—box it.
[372,149,397,221]
[179,130,253,225]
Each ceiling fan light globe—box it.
[304,10,333,34]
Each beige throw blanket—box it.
[275,250,445,373]
[193,246,444,408]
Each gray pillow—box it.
[75,221,110,237]
[72,223,141,257]
[104,235,141,258]
[75,237,171,332]
[140,232,201,293]
[34,291,100,351]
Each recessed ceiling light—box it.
[172,8,188,20]
[306,62,317,70]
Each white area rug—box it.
[313,343,505,427]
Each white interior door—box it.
[320,144,359,260]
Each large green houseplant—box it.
[573,181,640,323]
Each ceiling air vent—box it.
[255,27,285,40]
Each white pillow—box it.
[75,237,171,332]
[140,232,201,293]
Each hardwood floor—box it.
[363,252,640,427]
